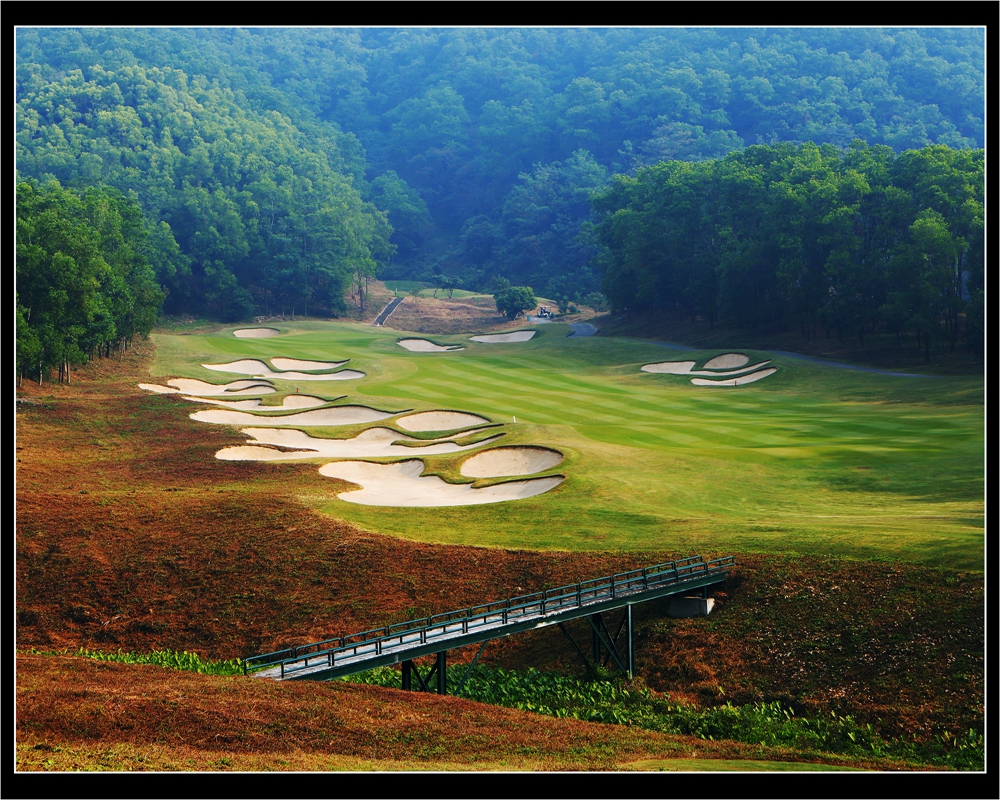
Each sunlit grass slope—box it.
[150,320,984,570]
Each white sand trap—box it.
[470,330,536,343]
[270,358,348,371]
[138,383,182,394]
[703,353,750,369]
[691,368,777,387]
[181,394,328,410]
[181,397,266,409]
[233,328,279,338]
[396,411,491,432]
[641,361,696,374]
[203,359,274,375]
[202,360,364,381]
[216,426,503,461]
[318,459,565,507]
[397,338,465,352]
[165,378,275,396]
[641,358,771,377]
[689,360,771,377]
[276,394,330,409]
[189,405,398,427]
[268,369,365,382]
[460,446,563,478]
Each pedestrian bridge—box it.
[245,555,733,693]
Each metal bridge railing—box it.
[244,554,734,677]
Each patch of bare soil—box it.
[385,295,528,335]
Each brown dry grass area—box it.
[383,295,529,335]
[15,337,984,767]
[17,654,888,772]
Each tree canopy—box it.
[16,179,165,383]
[17,27,984,296]
[590,141,983,357]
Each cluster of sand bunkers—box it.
[139,327,565,507]
[396,330,536,352]
[641,352,777,386]
[140,329,776,506]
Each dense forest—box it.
[16,27,985,377]
[593,141,983,359]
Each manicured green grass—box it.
[148,320,984,570]
[382,280,484,299]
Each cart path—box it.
[372,297,404,326]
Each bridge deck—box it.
[247,555,733,682]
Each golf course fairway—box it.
[148,319,984,571]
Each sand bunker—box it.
[216,426,503,461]
[318,459,565,507]
[703,353,750,369]
[641,358,772,378]
[267,369,365,382]
[202,359,274,375]
[460,446,563,478]
[201,360,362,381]
[641,361,697,375]
[469,330,536,343]
[189,405,399,427]
[694,360,772,377]
[139,383,183,394]
[397,338,465,352]
[137,379,275,396]
[396,411,491,432]
[181,395,328,410]
[269,358,347,371]
[691,368,777,387]
[233,328,279,338]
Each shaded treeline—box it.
[592,141,983,359]
[16,181,164,386]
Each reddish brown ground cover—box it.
[382,294,527,335]
[15,337,984,770]
[19,653,809,771]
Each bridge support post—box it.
[626,605,633,679]
[402,659,413,691]
[592,613,602,664]
[437,651,447,695]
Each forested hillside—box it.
[592,141,983,358]
[16,27,985,370]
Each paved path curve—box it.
[567,322,597,337]
[764,350,938,377]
